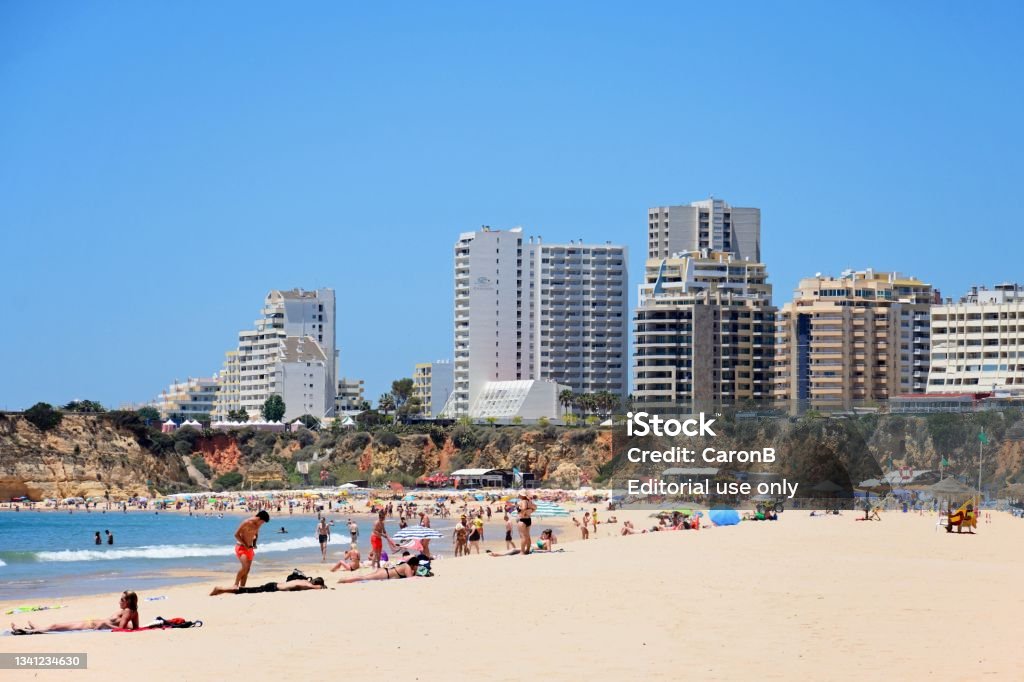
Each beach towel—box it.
[4,604,66,615]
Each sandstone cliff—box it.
[0,413,189,500]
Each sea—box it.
[0,510,454,601]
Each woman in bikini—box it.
[12,591,139,634]
[336,557,419,583]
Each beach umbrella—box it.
[531,501,570,517]
[403,494,417,501]
[391,526,444,542]
[708,509,741,526]
[927,478,975,497]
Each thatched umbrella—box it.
[928,477,975,510]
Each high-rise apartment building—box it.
[414,360,454,418]
[774,270,933,411]
[633,251,776,408]
[648,197,760,262]
[213,288,337,421]
[530,241,628,399]
[928,283,1024,393]
[444,227,628,418]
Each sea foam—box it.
[34,536,323,562]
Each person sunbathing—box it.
[12,591,139,634]
[535,528,557,551]
[210,577,326,595]
[330,546,362,572]
[336,557,419,583]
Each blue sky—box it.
[2,1,1022,410]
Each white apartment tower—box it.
[445,227,628,417]
[928,283,1024,393]
[214,288,337,420]
[648,197,760,262]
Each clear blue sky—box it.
[2,1,1022,410]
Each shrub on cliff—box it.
[294,427,316,448]
[191,454,212,478]
[173,425,200,448]
[24,402,63,432]
[214,470,243,490]
[377,431,401,449]
[343,432,371,453]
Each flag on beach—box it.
[513,467,523,487]
[941,456,949,468]
[978,429,989,444]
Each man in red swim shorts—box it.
[233,510,270,587]
[369,510,391,569]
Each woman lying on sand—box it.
[11,591,139,634]
[337,557,419,583]
[210,578,327,595]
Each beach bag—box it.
[286,569,309,582]
[154,617,203,629]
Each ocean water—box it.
[0,510,452,601]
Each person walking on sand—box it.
[233,510,270,587]
[517,492,536,555]
[316,516,331,561]
[504,514,515,550]
[592,508,599,535]
[468,514,484,554]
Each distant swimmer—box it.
[233,510,270,587]
[277,526,289,534]
[94,531,102,545]
[106,530,114,545]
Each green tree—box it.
[24,402,63,431]
[227,409,249,423]
[391,378,415,410]
[137,406,161,422]
[261,395,286,422]
[63,400,106,413]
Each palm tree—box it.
[378,393,395,420]
[559,389,575,416]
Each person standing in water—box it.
[233,510,270,587]
[316,516,331,561]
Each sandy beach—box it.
[3,509,1022,681]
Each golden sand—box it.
[4,510,1022,681]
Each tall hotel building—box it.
[648,197,760,262]
[927,283,1024,392]
[632,251,776,408]
[774,270,934,411]
[213,288,337,421]
[444,227,627,417]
